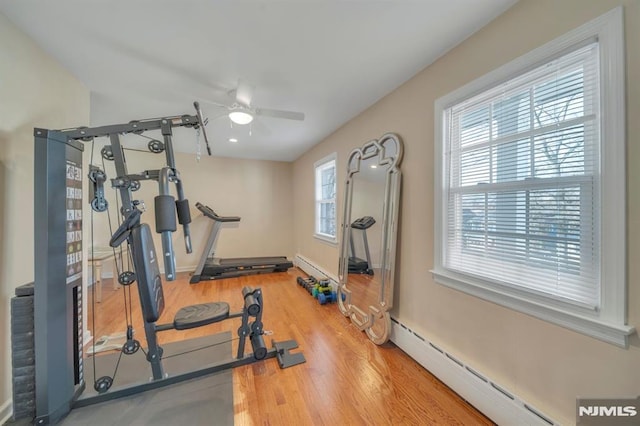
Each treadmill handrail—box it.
[195,202,241,223]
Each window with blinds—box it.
[433,8,629,346]
[443,43,600,308]
[315,154,337,241]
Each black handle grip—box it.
[176,199,191,225]
[109,210,141,247]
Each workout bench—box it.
[81,219,305,402]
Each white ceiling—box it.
[0,0,516,161]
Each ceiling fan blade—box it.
[236,79,254,107]
[198,98,230,109]
[254,108,305,121]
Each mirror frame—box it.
[337,133,403,344]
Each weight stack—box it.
[11,282,35,421]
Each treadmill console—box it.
[195,202,240,223]
[351,216,375,230]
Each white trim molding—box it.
[1,399,12,425]
[313,233,339,246]
[432,269,634,347]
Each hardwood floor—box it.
[86,269,493,425]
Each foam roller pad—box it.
[155,195,177,233]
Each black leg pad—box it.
[251,333,267,360]
[155,195,177,233]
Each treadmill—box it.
[349,216,376,275]
[190,202,293,284]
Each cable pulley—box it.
[122,339,140,355]
[101,146,114,161]
[90,198,108,213]
[88,166,109,212]
[122,325,140,356]
[181,115,196,127]
[77,126,94,142]
[94,376,113,394]
[118,271,136,286]
[147,139,165,154]
[128,120,145,134]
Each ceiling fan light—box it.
[229,111,253,125]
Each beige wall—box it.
[89,141,294,271]
[0,12,90,412]
[292,0,640,423]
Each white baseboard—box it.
[390,319,557,425]
[294,254,339,291]
[0,399,12,425]
[83,329,93,346]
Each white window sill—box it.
[431,268,635,348]
[314,233,338,246]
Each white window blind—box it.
[443,42,600,309]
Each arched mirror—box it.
[338,133,403,344]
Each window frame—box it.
[432,7,633,347]
[314,152,338,244]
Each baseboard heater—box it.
[390,319,558,425]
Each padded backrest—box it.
[131,223,165,323]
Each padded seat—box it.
[173,302,230,330]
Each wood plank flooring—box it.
[86,269,493,425]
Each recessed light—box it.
[370,164,377,169]
[229,138,238,143]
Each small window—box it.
[314,153,337,243]
[433,8,633,346]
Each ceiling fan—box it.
[201,79,305,125]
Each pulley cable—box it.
[161,337,241,360]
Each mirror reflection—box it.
[338,133,403,344]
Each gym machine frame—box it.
[33,103,303,425]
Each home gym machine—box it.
[348,216,376,275]
[31,103,304,425]
[189,202,293,283]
